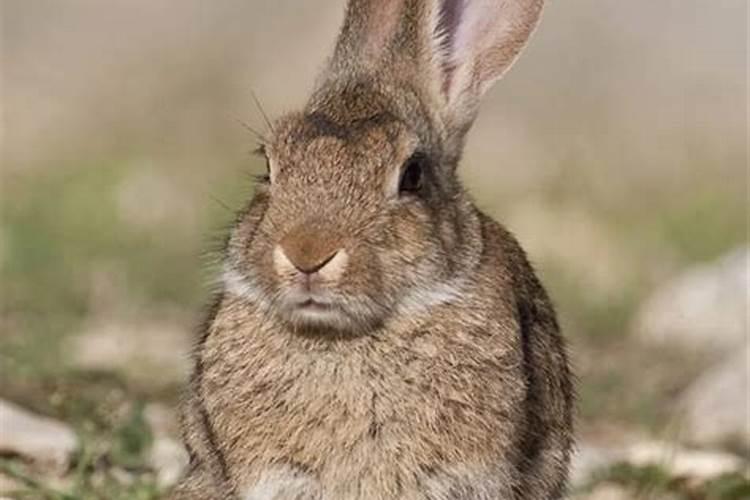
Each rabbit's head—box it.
[224,0,544,333]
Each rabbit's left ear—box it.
[428,0,544,137]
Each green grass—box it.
[0,373,161,500]
[581,462,750,500]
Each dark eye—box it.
[399,153,426,194]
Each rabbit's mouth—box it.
[278,287,384,333]
[284,295,351,329]
[295,298,333,312]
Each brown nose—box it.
[279,226,340,274]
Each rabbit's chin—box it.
[223,265,383,334]
[282,303,359,332]
[277,291,384,334]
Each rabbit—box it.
[171,0,574,499]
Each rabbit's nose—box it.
[277,228,343,275]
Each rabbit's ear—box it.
[430,0,544,136]
[323,0,543,143]
[328,0,410,75]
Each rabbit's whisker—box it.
[251,90,275,133]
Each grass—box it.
[580,462,750,500]
[0,373,161,500]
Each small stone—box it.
[634,247,748,354]
[149,437,189,488]
[679,344,750,449]
[0,472,23,495]
[569,442,622,487]
[143,403,188,488]
[583,483,634,500]
[625,441,743,480]
[0,399,77,468]
[67,318,191,388]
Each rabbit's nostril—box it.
[283,248,339,275]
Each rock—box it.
[679,344,750,449]
[569,440,747,498]
[634,247,748,354]
[625,441,744,480]
[569,442,622,487]
[149,437,189,488]
[0,472,23,496]
[66,317,192,388]
[144,403,188,488]
[0,399,77,468]
[581,483,634,500]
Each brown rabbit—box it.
[172,0,573,498]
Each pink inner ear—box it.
[437,0,542,103]
[437,0,465,94]
[444,0,505,67]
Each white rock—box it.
[144,403,188,488]
[625,441,744,479]
[569,443,622,487]
[0,473,22,495]
[149,437,189,488]
[679,343,750,448]
[634,247,748,354]
[580,483,634,500]
[0,399,77,468]
[67,318,191,388]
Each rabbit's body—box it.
[174,1,573,498]
[178,215,571,500]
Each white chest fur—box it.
[242,466,322,500]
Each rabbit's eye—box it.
[399,153,425,194]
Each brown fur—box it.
[172,1,573,499]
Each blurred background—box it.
[1,1,747,498]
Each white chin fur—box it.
[223,263,465,329]
[222,265,265,303]
[222,265,356,330]
[286,305,351,330]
